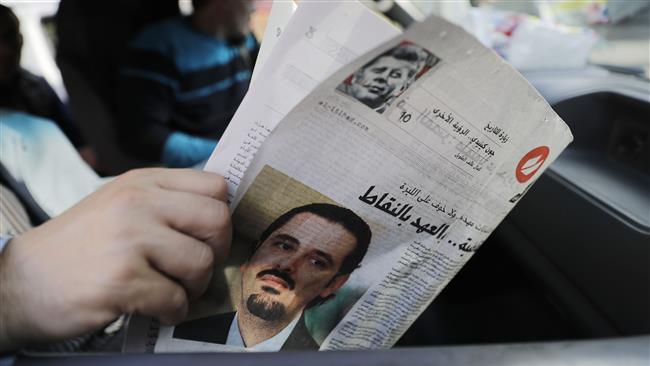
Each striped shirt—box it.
[116,16,258,164]
[0,183,31,239]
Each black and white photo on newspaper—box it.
[336,41,440,114]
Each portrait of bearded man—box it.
[173,203,371,351]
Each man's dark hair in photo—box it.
[384,43,436,78]
[255,203,372,276]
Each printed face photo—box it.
[171,167,372,352]
[337,41,440,114]
[349,56,416,108]
[240,211,358,324]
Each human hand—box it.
[0,168,231,351]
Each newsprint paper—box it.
[125,6,573,353]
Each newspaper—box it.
[249,0,296,83]
[125,1,572,353]
[203,0,400,203]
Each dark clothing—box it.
[55,0,180,109]
[0,68,85,147]
[173,311,319,351]
[116,16,259,162]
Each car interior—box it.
[2,0,648,365]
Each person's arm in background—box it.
[116,47,216,167]
[161,132,217,168]
[0,169,231,352]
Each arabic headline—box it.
[359,184,485,255]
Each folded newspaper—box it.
[126,1,573,352]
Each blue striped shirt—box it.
[116,17,258,166]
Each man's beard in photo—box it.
[246,293,287,321]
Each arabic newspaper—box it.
[125,6,572,353]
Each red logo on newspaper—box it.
[516,146,550,183]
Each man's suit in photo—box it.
[172,311,319,350]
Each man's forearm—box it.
[0,169,232,352]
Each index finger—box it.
[153,169,227,201]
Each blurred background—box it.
[2,0,648,176]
